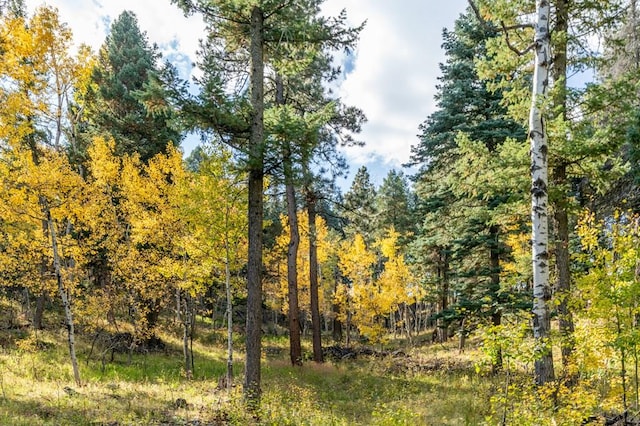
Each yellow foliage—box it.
[265,210,335,316]
[337,230,417,343]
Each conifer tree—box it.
[375,169,415,241]
[82,11,182,163]
[172,0,362,404]
[343,166,377,242]
[409,7,526,352]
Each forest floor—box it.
[0,318,501,425]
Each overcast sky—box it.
[25,0,470,186]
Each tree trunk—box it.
[346,297,352,348]
[181,291,193,380]
[554,165,575,367]
[285,171,302,366]
[437,248,449,343]
[489,225,503,372]
[44,200,81,386]
[332,286,343,343]
[33,293,46,330]
[244,5,265,405]
[225,223,234,391]
[307,196,323,363]
[276,73,303,367]
[551,0,575,369]
[633,0,640,70]
[530,0,555,386]
[404,303,413,344]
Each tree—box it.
[528,0,555,385]
[172,0,362,404]
[178,143,247,386]
[343,166,377,242]
[81,10,182,163]
[338,234,378,341]
[472,0,627,383]
[408,7,526,353]
[576,211,640,415]
[0,6,96,385]
[375,170,415,242]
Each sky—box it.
[25,0,470,188]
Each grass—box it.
[0,323,498,425]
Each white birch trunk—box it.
[530,0,555,385]
[44,200,81,386]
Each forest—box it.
[2,0,640,424]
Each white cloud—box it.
[26,1,469,179]
[323,0,468,171]
[25,0,205,79]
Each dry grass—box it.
[0,324,498,425]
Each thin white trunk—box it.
[530,0,555,385]
[44,200,81,386]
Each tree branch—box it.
[502,21,536,56]
[468,0,535,56]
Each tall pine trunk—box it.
[530,0,555,386]
[551,0,575,369]
[276,73,303,366]
[285,167,302,366]
[307,195,323,363]
[244,5,265,405]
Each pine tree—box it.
[375,169,414,242]
[172,0,362,404]
[82,11,182,163]
[343,166,377,242]
[408,8,526,352]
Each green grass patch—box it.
[0,327,496,425]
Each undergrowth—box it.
[0,324,494,425]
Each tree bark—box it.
[530,0,555,386]
[33,293,46,330]
[44,199,81,386]
[307,195,323,363]
[332,279,343,343]
[553,165,575,367]
[181,291,193,380]
[225,217,234,391]
[489,225,503,372]
[285,164,302,366]
[437,248,450,343]
[551,0,575,369]
[244,5,265,405]
[275,73,303,367]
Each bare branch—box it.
[468,0,534,56]
[503,23,535,31]
[467,0,496,32]
[502,21,535,56]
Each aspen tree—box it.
[528,0,555,385]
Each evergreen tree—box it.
[375,169,414,241]
[82,11,182,163]
[343,166,377,242]
[408,8,526,352]
[409,9,524,174]
[172,0,362,404]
